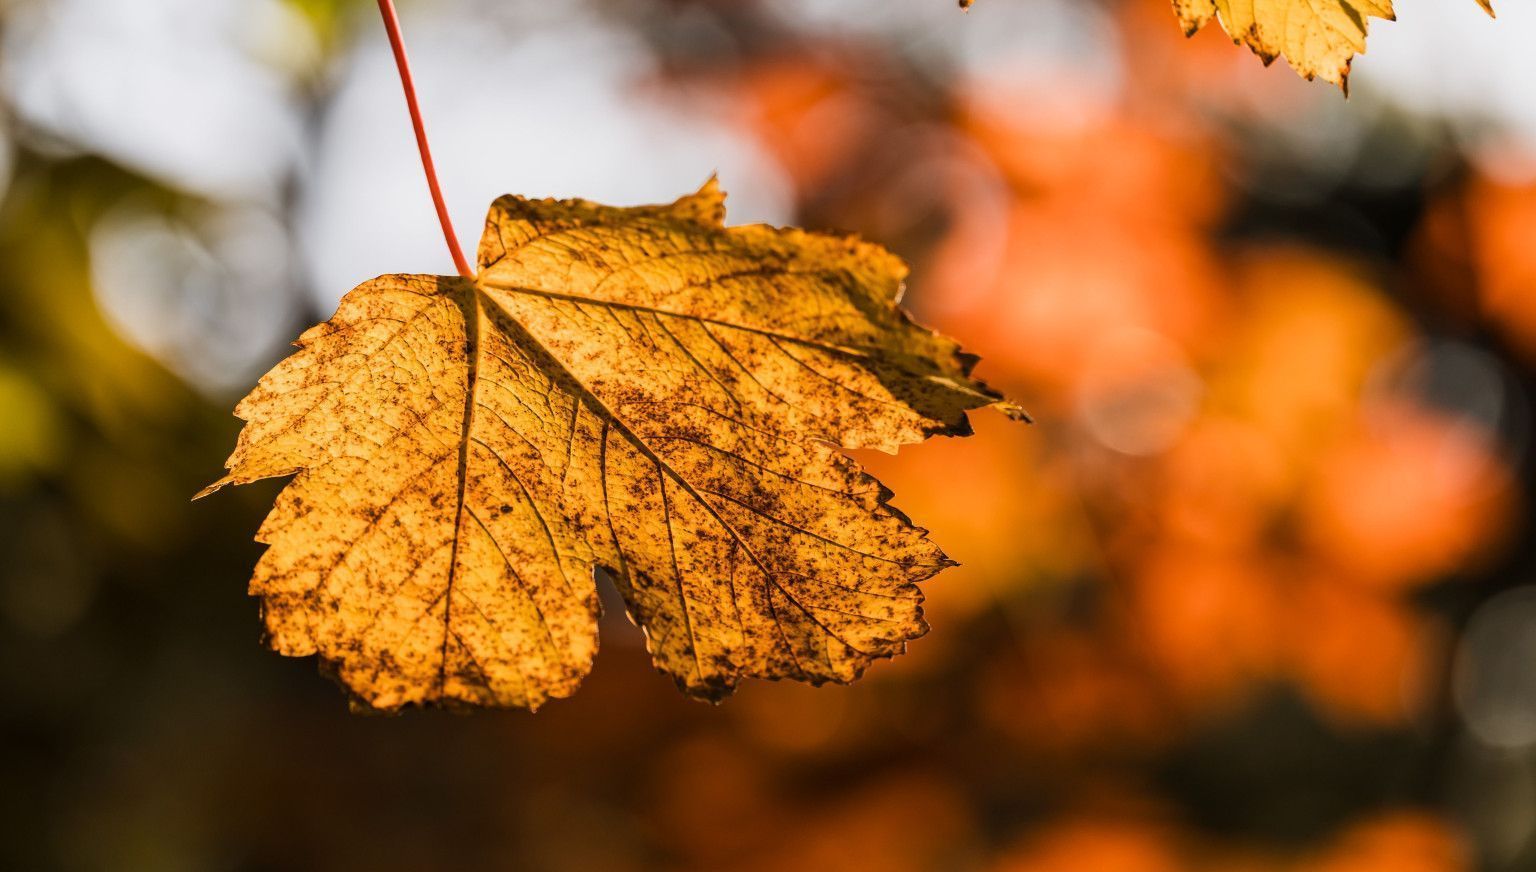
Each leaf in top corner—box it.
[201,179,1022,711]
[1171,0,1495,89]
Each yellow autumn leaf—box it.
[1172,0,1495,89]
[201,180,1022,711]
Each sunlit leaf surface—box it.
[203,181,1020,710]
[1172,0,1495,88]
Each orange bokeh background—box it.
[1,0,1533,869]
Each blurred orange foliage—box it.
[20,2,1528,867]
[1302,813,1471,872]
[711,33,1528,861]
[993,818,1185,872]
[1416,173,1536,364]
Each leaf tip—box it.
[995,401,1033,424]
[671,175,728,226]
[192,476,233,501]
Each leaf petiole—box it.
[376,0,475,280]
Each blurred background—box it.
[2,0,1535,868]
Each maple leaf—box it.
[201,180,1023,711]
[1171,0,1496,89]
